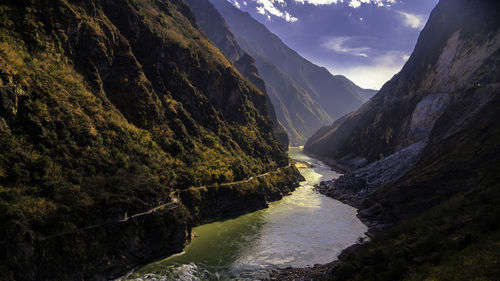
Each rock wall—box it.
[305,0,500,167]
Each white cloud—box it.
[330,51,410,89]
[398,11,425,29]
[321,37,371,57]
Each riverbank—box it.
[266,243,370,281]
[302,151,351,174]
[268,142,431,279]
[104,164,303,280]
[265,155,385,280]
[179,164,304,226]
[12,164,302,281]
[126,148,367,280]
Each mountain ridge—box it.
[0,0,302,279]
[209,0,376,145]
[184,0,289,149]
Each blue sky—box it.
[227,0,439,89]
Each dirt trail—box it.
[39,164,293,241]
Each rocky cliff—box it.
[296,0,500,280]
[210,0,376,145]
[0,0,301,280]
[305,0,500,167]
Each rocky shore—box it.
[315,141,426,207]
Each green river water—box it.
[126,147,367,280]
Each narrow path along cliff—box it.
[38,164,293,241]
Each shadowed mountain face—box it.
[184,0,289,149]
[299,0,500,279]
[183,0,244,62]
[209,0,376,145]
[0,0,303,279]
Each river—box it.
[127,147,367,280]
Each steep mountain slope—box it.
[295,0,500,279]
[305,0,500,167]
[0,0,302,280]
[183,0,244,62]
[210,0,376,145]
[254,56,335,145]
[184,0,289,149]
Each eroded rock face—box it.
[305,0,500,168]
[307,0,500,229]
[408,94,450,142]
[316,141,427,210]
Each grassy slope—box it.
[0,0,296,279]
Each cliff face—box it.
[185,0,289,149]
[0,0,300,280]
[299,0,500,279]
[305,0,500,167]
[210,0,376,145]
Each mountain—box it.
[210,0,376,145]
[298,0,500,279]
[0,0,302,280]
[305,0,500,168]
[184,0,289,149]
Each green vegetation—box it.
[180,165,300,224]
[0,0,295,279]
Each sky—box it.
[226,0,439,89]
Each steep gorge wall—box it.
[0,0,300,279]
[305,0,500,167]
[298,1,500,279]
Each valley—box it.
[0,0,498,280]
[126,148,367,281]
